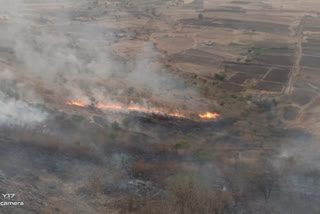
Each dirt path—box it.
[191,32,198,48]
[284,16,304,95]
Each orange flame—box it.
[66,100,220,120]
[97,104,123,110]
[168,113,185,118]
[66,101,86,107]
[199,112,221,119]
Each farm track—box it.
[285,16,304,95]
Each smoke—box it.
[0,66,47,126]
[0,91,47,126]
[128,42,185,93]
[267,132,320,213]
[0,0,187,118]
[0,1,202,213]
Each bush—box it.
[33,103,49,112]
[109,131,118,140]
[214,73,225,81]
[198,13,204,20]
[193,149,212,164]
[173,141,190,153]
[111,121,121,131]
[71,114,85,122]
[122,117,130,128]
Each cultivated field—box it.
[0,0,320,213]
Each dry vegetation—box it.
[0,0,320,213]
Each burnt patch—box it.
[180,18,289,34]
[252,55,294,66]
[303,68,320,88]
[183,0,203,9]
[225,62,270,76]
[302,43,320,49]
[229,73,252,84]
[283,106,300,120]
[125,112,234,136]
[215,135,247,149]
[202,7,246,13]
[93,115,109,127]
[253,81,284,92]
[170,49,220,66]
[254,42,294,50]
[301,55,320,68]
[231,0,250,4]
[264,67,291,83]
[302,39,320,51]
[219,82,244,92]
[303,48,320,57]
[291,88,316,106]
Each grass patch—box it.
[251,48,263,56]
[229,43,248,48]
[231,1,250,4]
[173,141,190,152]
[304,26,320,32]
[270,47,290,50]
[193,149,212,164]
[214,73,225,81]
[111,121,121,131]
[109,131,118,140]
[199,86,209,96]
[32,103,49,112]
[71,114,85,122]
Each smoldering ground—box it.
[1,1,320,214]
[0,0,189,111]
[0,1,212,213]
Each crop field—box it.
[1,0,320,213]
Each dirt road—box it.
[285,16,304,94]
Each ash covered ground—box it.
[1,0,320,214]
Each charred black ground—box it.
[1,0,320,214]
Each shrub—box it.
[71,114,85,122]
[122,118,130,128]
[214,73,225,81]
[109,131,118,140]
[33,103,49,112]
[173,141,190,153]
[193,149,212,164]
[111,121,121,131]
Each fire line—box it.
[66,101,220,119]
[199,112,221,119]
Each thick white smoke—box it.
[0,91,47,126]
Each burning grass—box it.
[199,112,221,119]
[66,100,221,120]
